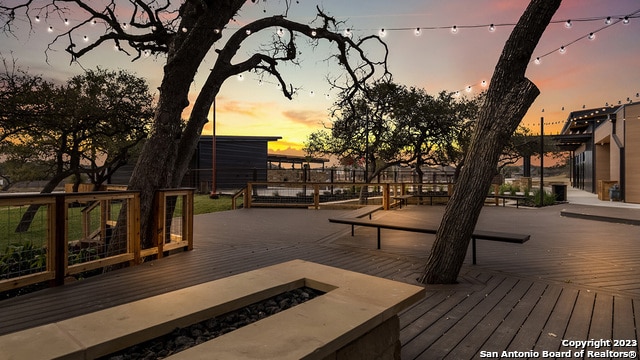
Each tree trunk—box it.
[124,4,224,248]
[419,0,562,284]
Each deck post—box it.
[52,195,66,287]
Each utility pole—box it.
[210,100,218,199]
[539,116,544,206]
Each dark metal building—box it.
[184,135,281,192]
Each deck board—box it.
[1,205,639,359]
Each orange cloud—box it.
[282,109,328,127]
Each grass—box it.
[193,194,233,215]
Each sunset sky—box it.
[2,0,639,156]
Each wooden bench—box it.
[414,193,451,205]
[337,205,383,236]
[328,217,529,265]
[391,195,413,208]
[488,195,527,208]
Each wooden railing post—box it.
[383,184,390,210]
[246,183,252,208]
[132,193,141,265]
[156,191,165,258]
[52,195,66,287]
[184,189,194,251]
[313,184,320,209]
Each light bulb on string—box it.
[344,28,352,38]
[245,29,251,35]
[481,80,487,87]
[181,27,188,33]
[310,30,317,37]
[34,15,40,22]
[559,46,566,54]
[325,93,331,100]
[276,28,284,37]
[414,27,421,36]
[450,25,458,34]
[534,57,541,65]
[605,16,612,24]
[379,28,386,37]
[64,19,69,26]
[309,90,315,97]
[83,35,89,42]
[214,29,220,34]
[465,85,472,93]
[488,24,495,32]
[588,32,595,40]
[565,20,572,28]
[622,16,629,24]
[47,26,53,32]
[91,19,97,25]
[122,23,128,29]
[237,73,244,81]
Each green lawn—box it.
[193,194,233,215]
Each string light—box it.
[29,8,637,112]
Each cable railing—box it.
[242,182,454,209]
[0,189,194,295]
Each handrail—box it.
[242,182,455,210]
[231,187,246,210]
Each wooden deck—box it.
[1,205,640,359]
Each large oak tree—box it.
[419,0,562,284]
[1,1,390,247]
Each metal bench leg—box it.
[377,227,381,249]
[472,237,477,264]
[351,224,354,236]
